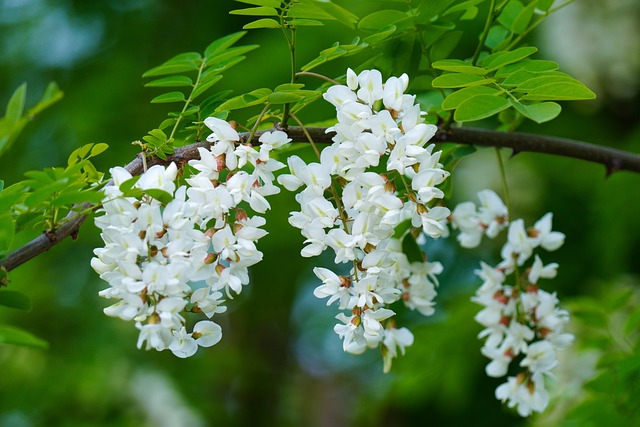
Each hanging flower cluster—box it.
[451,190,574,416]
[278,69,450,371]
[91,118,290,357]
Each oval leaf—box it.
[521,82,596,101]
[432,73,495,88]
[151,92,186,104]
[243,18,281,29]
[442,86,501,110]
[145,75,193,88]
[0,325,48,348]
[454,94,510,122]
[432,59,487,75]
[481,46,538,71]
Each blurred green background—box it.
[1,1,639,426]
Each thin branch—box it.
[2,126,639,274]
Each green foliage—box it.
[0,289,32,311]
[231,0,358,30]
[0,325,48,349]
[0,143,106,259]
[433,49,595,123]
[0,82,63,157]
[557,284,640,426]
[141,31,258,156]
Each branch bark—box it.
[2,126,639,274]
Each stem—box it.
[295,72,339,85]
[245,103,271,146]
[495,147,511,215]
[471,0,497,65]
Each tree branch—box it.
[2,126,639,274]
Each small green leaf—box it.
[145,75,193,88]
[497,0,524,31]
[192,75,223,99]
[230,6,278,16]
[5,83,27,124]
[443,0,486,16]
[500,70,539,86]
[144,189,173,204]
[288,18,324,26]
[511,100,562,123]
[0,325,48,349]
[204,31,247,59]
[513,75,577,91]
[402,233,423,264]
[432,59,487,75]
[495,59,558,76]
[150,92,186,104]
[454,94,510,122]
[0,290,32,311]
[432,74,495,88]
[442,86,501,110]
[485,24,511,50]
[362,25,396,43]
[512,1,537,34]
[393,219,412,239]
[0,212,15,252]
[460,6,478,20]
[243,18,281,29]
[521,82,596,101]
[268,92,303,104]
[234,0,280,6]
[288,3,336,21]
[119,176,140,193]
[358,10,409,31]
[143,61,200,78]
[481,46,538,71]
[90,143,109,157]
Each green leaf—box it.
[0,325,48,349]
[513,75,577,91]
[443,0,486,16]
[192,74,223,99]
[234,0,280,6]
[481,46,538,71]
[485,24,511,50]
[0,290,32,311]
[521,82,596,101]
[119,176,140,193]
[429,30,463,62]
[0,212,15,252]
[288,18,324,26]
[90,143,109,157]
[29,81,63,117]
[496,59,558,75]
[512,1,537,34]
[204,31,247,59]
[393,219,412,239]
[500,69,539,86]
[511,100,562,123]
[288,3,336,21]
[432,59,487,75]
[536,0,554,11]
[243,18,281,29]
[442,86,501,110]
[217,88,273,110]
[145,75,193,88]
[362,25,396,44]
[230,6,278,16]
[432,73,495,88]
[315,1,359,28]
[402,233,423,264]
[460,6,478,20]
[358,10,409,31]
[454,94,510,122]
[150,92,186,104]
[497,0,524,31]
[144,189,173,204]
[268,92,303,104]
[274,83,305,92]
[5,83,27,124]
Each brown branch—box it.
[2,126,639,274]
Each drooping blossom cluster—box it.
[278,68,450,371]
[451,190,574,416]
[92,117,290,357]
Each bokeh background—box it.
[1,1,639,426]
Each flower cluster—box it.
[451,190,573,416]
[92,118,289,357]
[279,69,450,371]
